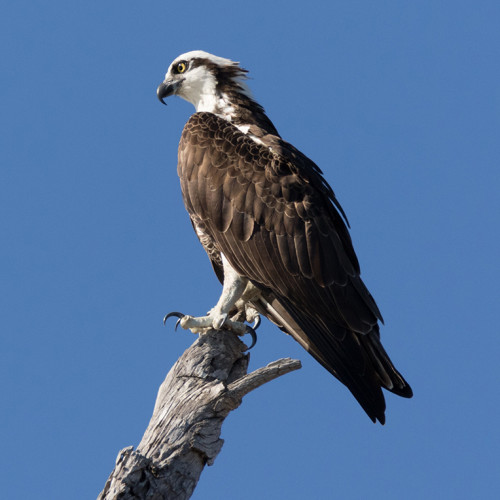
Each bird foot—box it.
[163,311,259,349]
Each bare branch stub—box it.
[98,329,301,500]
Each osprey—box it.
[157,51,412,424]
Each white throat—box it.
[177,67,235,120]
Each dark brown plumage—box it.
[158,51,412,423]
[177,112,412,424]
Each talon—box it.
[244,325,258,350]
[163,311,185,326]
[252,316,261,331]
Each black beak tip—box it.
[157,82,170,105]
[157,89,167,106]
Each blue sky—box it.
[1,1,499,498]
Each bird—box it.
[157,50,412,424]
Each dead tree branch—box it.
[98,329,301,500]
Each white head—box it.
[157,50,252,118]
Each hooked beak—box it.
[157,79,182,105]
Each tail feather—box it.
[362,327,413,398]
[254,294,412,424]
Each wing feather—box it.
[276,233,299,276]
[177,112,412,423]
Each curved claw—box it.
[252,316,261,331]
[163,311,185,330]
[243,325,258,350]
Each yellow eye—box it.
[176,62,187,73]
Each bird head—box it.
[156,50,250,115]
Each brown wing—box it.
[178,112,412,423]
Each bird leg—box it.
[164,256,259,348]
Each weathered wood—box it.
[98,329,301,500]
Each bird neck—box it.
[196,88,280,137]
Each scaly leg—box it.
[165,255,252,336]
